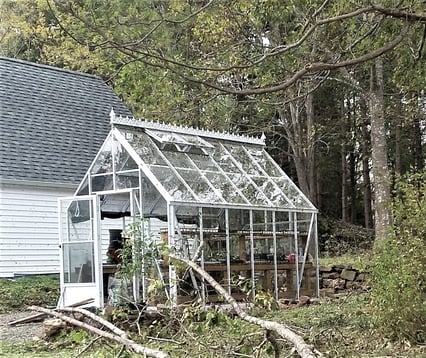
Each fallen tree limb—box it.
[29,305,168,358]
[8,298,94,326]
[171,255,321,358]
[57,307,128,339]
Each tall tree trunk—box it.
[305,92,317,206]
[341,143,349,222]
[369,57,392,243]
[349,150,357,224]
[394,119,402,176]
[361,113,373,229]
[340,97,351,222]
[412,115,424,171]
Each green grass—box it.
[0,275,60,313]
[319,252,371,270]
[1,270,425,357]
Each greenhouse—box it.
[58,110,319,308]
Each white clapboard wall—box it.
[0,181,166,278]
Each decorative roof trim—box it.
[110,109,265,146]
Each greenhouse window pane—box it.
[91,141,113,174]
[122,128,167,166]
[212,144,242,174]
[252,176,291,207]
[225,144,262,176]
[63,242,95,283]
[186,152,218,172]
[272,177,311,208]
[178,169,223,203]
[91,174,113,192]
[141,177,167,217]
[204,171,247,204]
[255,150,282,177]
[116,170,140,190]
[229,173,270,206]
[162,151,193,169]
[114,138,138,171]
[149,165,196,202]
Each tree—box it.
[2,0,425,237]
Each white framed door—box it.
[58,195,103,308]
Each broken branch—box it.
[171,255,321,358]
[29,305,168,358]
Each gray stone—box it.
[323,278,345,289]
[322,272,339,279]
[356,272,366,281]
[340,268,357,281]
[320,288,335,297]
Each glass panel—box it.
[229,173,270,206]
[162,151,193,169]
[75,175,89,196]
[252,176,291,207]
[141,177,168,217]
[91,139,113,174]
[211,144,241,173]
[254,150,282,177]
[275,211,291,232]
[228,209,250,231]
[225,144,262,176]
[204,171,246,204]
[62,242,95,283]
[64,201,93,241]
[122,128,167,166]
[114,137,138,171]
[149,165,196,202]
[179,134,213,149]
[177,168,223,203]
[116,170,140,190]
[272,177,311,208]
[188,152,218,171]
[201,207,222,230]
[91,174,113,192]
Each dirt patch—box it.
[0,311,44,342]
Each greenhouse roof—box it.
[79,112,316,212]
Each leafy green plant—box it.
[370,172,426,343]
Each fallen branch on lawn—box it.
[29,305,168,358]
[8,298,94,326]
[171,255,322,358]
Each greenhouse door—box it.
[58,196,103,308]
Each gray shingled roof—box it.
[0,57,132,184]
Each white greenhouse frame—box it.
[57,110,319,308]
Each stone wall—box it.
[319,265,368,297]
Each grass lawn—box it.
[0,273,424,357]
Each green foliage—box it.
[0,275,59,313]
[370,172,426,343]
[319,216,375,257]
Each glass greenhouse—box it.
[58,111,319,308]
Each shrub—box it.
[370,172,426,343]
[318,216,374,257]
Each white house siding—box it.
[0,181,167,277]
[0,181,75,277]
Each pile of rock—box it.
[319,265,368,297]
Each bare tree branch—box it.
[29,306,168,358]
[171,255,322,358]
